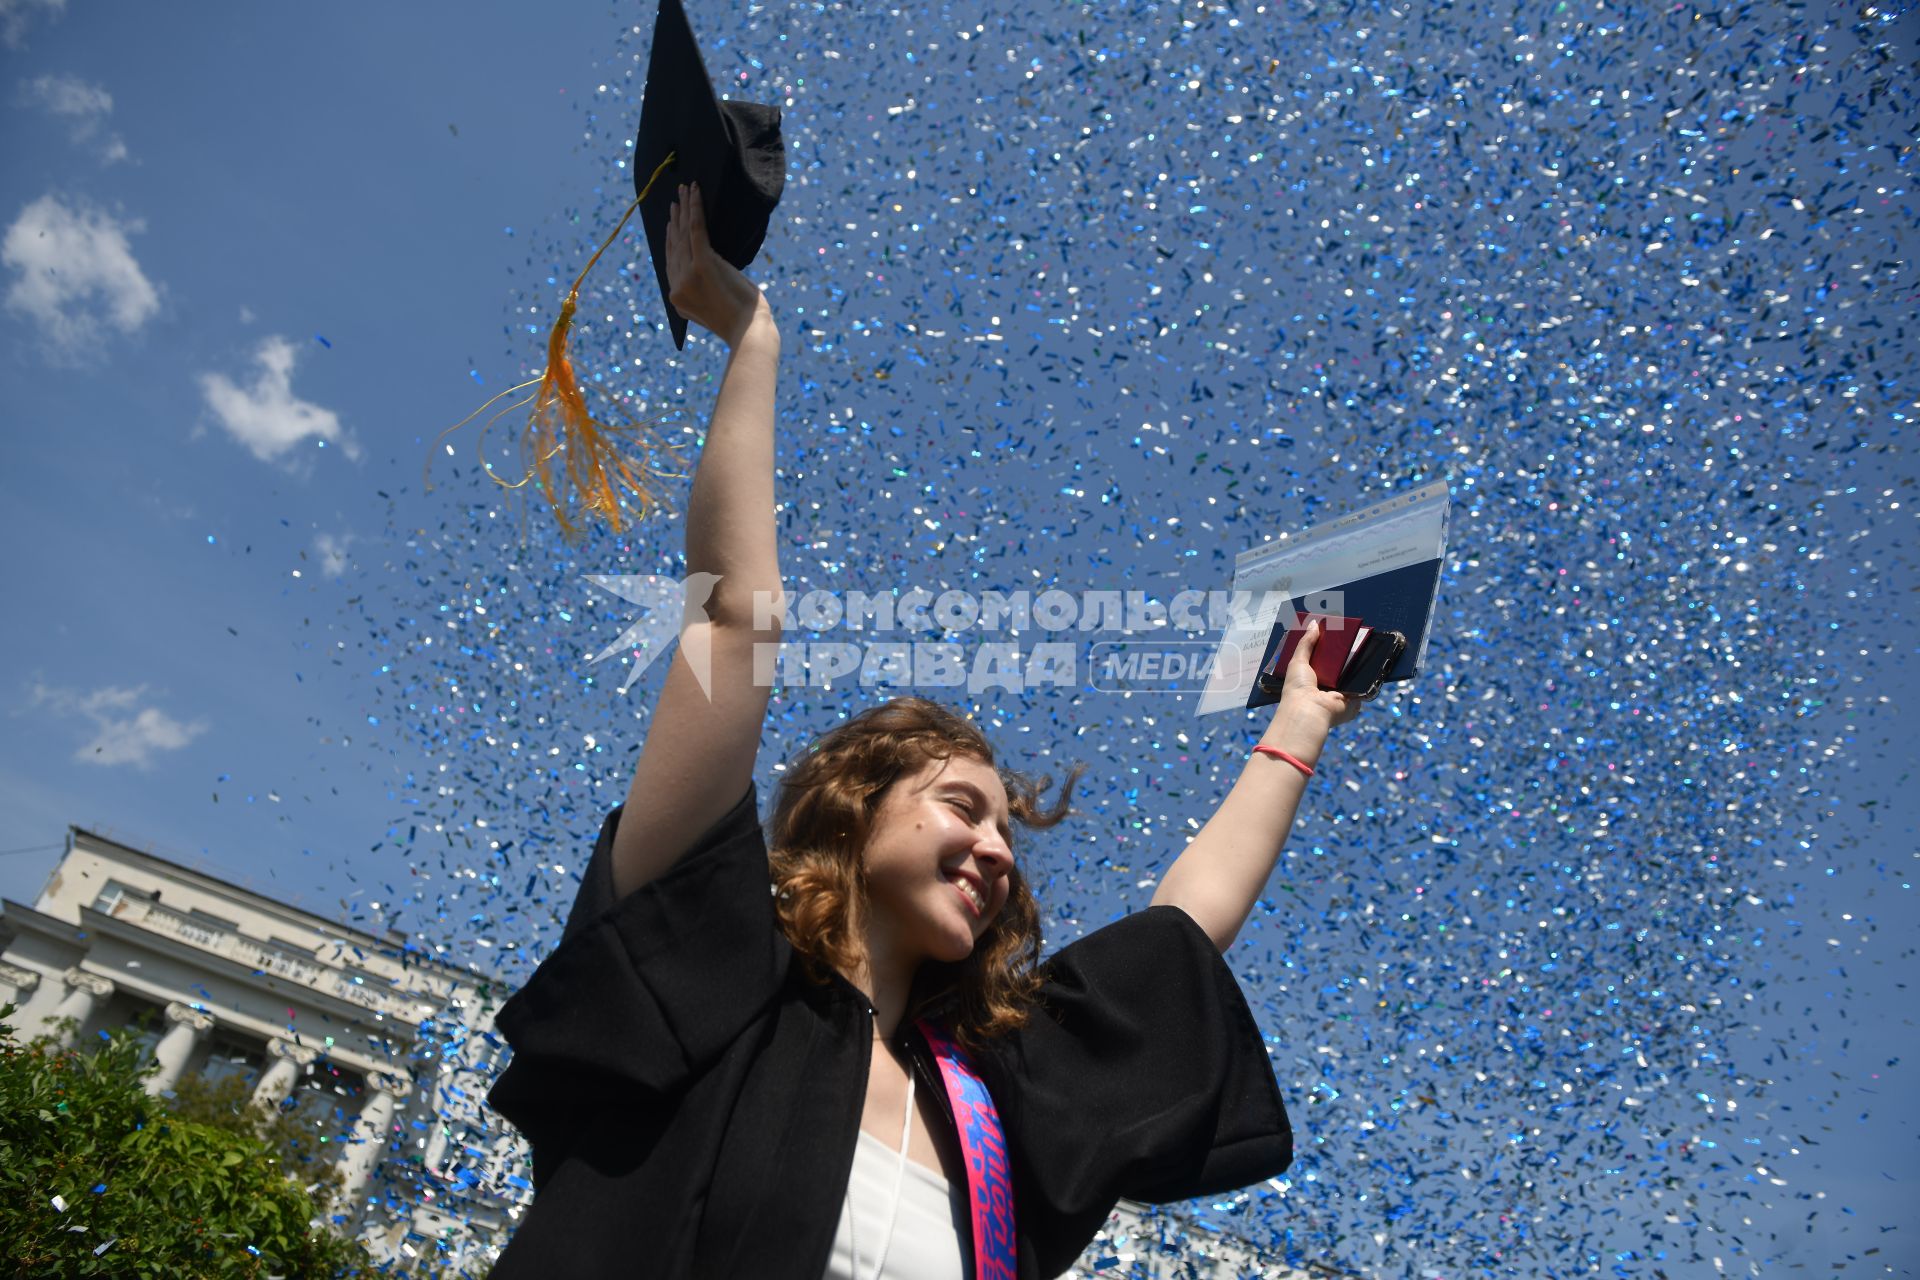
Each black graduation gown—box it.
[485,784,1292,1279]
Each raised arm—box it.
[611,182,785,901]
[1149,621,1362,950]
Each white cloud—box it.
[315,531,354,577]
[26,681,209,770]
[2,193,160,360]
[20,71,106,115]
[199,336,361,466]
[0,0,67,49]
[17,73,127,162]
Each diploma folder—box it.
[1196,481,1451,717]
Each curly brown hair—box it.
[767,696,1083,1048]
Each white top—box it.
[820,1129,969,1280]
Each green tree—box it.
[0,1003,374,1279]
[150,1044,348,1210]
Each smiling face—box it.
[859,752,1016,968]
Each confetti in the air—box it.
[293,2,1913,1275]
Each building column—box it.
[332,1070,412,1212]
[422,1108,450,1175]
[250,1036,317,1110]
[144,1002,215,1095]
[40,968,113,1045]
[6,967,65,1042]
[0,960,42,1022]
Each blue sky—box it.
[1,1,1914,1275]
[0,1,611,909]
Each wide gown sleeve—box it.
[981,904,1293,1277]
[484,784,787,1184]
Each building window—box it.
[121,996,166,1059]
[200,1030,266,1090]
[278,1059,367,1141]
[89,880,153,917]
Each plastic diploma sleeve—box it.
[1195,479,1452,719]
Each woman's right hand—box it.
[665,182,771,347]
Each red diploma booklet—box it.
[1264,613,1363,689]
[1258,614,1410,699]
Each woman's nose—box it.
[973,832,1014,880]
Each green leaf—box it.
[0,1019,374,1276]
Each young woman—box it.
[485,183,1363,1280]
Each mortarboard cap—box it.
[635,0,786,349]
[426,0,784,540]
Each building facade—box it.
[0,823,522,1272]
[0,824,1345,1278]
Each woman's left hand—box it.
[1261,619,1364,763]
[1154,617,1370,949]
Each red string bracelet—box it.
[1252,745,1315,778]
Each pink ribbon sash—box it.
[916,1018,1017,1280]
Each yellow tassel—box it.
[428,154,686,542]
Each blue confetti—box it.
[319,2,1914,1273]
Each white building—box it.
[0,823,522,1272]
[0,823,1349,1278]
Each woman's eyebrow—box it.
[943,779,1013,843]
